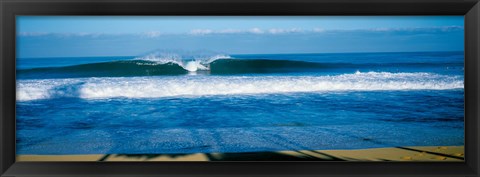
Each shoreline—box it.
[17,146,464,162]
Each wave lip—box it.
[16,72,464,101]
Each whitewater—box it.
[17,71,463,101]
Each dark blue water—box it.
[16,51,464,155]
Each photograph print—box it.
[16,16,465,161]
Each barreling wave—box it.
[17,71,464,101]
[17,59,343,79]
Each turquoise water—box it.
[16,51,464,155]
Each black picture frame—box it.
[1,0,479,176]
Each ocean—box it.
[16,51,465,155]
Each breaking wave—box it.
[17,71,464,101]
[16,58,350,79]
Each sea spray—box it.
[134,50,231,72]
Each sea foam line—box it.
[16,72,464,101]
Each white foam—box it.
[184,61,199,72]
[17,72,464,101]
[134,53,231,72]
[16,79,83,101]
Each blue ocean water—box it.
[16,51,464,155]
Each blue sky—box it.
[17,16,464,58]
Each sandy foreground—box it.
[17,146,464,162]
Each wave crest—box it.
[134,52,231,72]
[17,59,329,79]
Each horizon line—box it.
[17,50,464,59]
